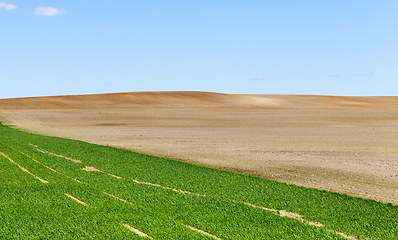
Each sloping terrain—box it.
[0,91,280,110]
[1,91,398,204]
[1,124,397,239]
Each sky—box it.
[1,1,397,98]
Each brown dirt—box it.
[82,166,101,172]
[1,91,398,204]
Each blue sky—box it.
[1,1,397,98]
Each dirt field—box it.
[1,91,397,204]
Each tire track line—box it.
[82,164,359,239]
[24,144,359,239]
[181,224,222,240]
[64,193,87,205]
[2,143,81,183]
[30,143,82,163]
[236,200,359,240]
[102,192,134,205]
[28,145,205,196]
[82,165,206,197]
[0,151,48,184]
[122,224,153,239]
[131,179,206,197]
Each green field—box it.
[0,123,397,239]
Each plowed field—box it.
[1,92,398,204]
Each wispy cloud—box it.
[330,74,341,78]
[250,77,273,81]
[0,2,17,11]
[34,7,64,16]
[354,71,375,77]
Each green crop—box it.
[0,123,397,239]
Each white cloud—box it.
[0,2,17,11]
[34,7,64,16]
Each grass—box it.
[0,123,397,239]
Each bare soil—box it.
[1,91,397,204]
